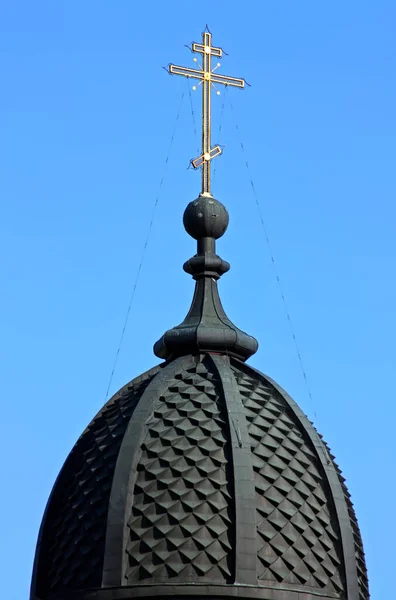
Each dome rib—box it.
[234,360,365,599]
[252,365,361,599]
[209,354,257,585]
[32,365,160,599]
[102,356,201,586]
[123,354,236,584]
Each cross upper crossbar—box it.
[192,31,222,57]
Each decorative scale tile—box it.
[126,357,234,584]
[232,366,345,595]
[38,372,156,595]
[322,440,370,599]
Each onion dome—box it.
[31,191,369,600]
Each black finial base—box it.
[154,195,258,362]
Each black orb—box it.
[183,195,229,240]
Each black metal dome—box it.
[31,354,368,600]
[31,193,369,600]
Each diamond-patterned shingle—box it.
[322,439,370,600]
[232,366,345,594]
[33,353,369,600]
[125,357,234,584]
[37,370,157,596]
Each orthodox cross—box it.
[168,27,246,197]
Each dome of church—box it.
[31,29,369,600]
[31,194,369,600]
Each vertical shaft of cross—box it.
[202,32,211,195]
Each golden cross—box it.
[168,27,246,197]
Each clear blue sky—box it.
[1,2,394,599]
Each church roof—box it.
[31,354,368,600]
[31,27,369,600]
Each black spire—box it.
[154,193,258,361]
[155,29,256,362]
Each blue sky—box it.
[1,2,395,599]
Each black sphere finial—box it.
[183,195,229,240]
[154,193,258,362]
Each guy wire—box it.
[228,97,318,425]
[187,81,200,154]
[104,90,186,402]
[213,86,228,184]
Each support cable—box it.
[213,86,228,184]
[187,81,200,154]
[104,90,185,401]
[228,97,318,424]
